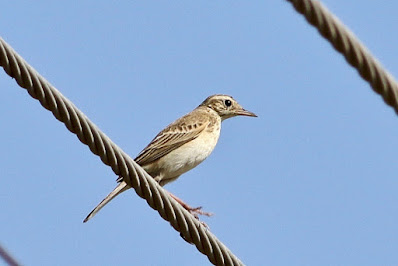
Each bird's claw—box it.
[187,206,213,219]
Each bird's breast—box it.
[156,125,221,179]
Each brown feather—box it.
[134,108,209,166]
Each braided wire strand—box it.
[286,0,398,114]
[0,37,243,266]
[0,243,20,266]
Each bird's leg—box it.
[168,192,213,219]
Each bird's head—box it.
[200,94,257,121]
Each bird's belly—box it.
[157,129,220,180]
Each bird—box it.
[83,94,257,223]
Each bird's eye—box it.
[225,99,232,107]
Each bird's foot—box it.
[186,206,213,220]
[168,192,213,222]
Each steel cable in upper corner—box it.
[0,37,243,266]
[286,0,398,115]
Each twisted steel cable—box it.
[286,0,398,114]
[3,1,397,264]
[0,244,20,266]
[0,37,243,266]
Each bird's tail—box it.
[83,181,130,223]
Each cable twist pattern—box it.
[287,0,398,114]
[0,37,243,266]
[3,1,398,264]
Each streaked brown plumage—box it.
[84,94,256,222]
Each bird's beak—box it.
[236,108,257,117]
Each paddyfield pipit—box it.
[84,94,257,222]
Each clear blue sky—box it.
[1,1,398,265]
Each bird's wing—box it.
[135,112,208,166]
